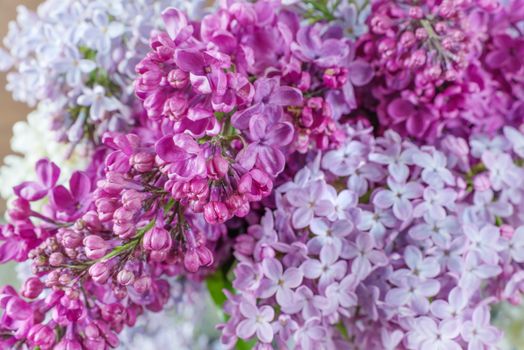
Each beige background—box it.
[0,0,39,161]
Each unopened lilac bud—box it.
[83,235,109,260]
[207,154,229,179]
[49,252,65,267]
[62,230,83,249]
[167,68,189,89]
[95,197,118,222]
[114,207,134,224]
[28,324,55,349]
[131,152,155,173]
[203,201,229,224]
[89,262,110,284]
[150,250,168,262]
[227,194,250,217]
[55,338,82,350]
[122,190,146,211]
[188,178,209,199]
[501,225,515,239]
[133,276,152,294]
[114,222,136,239]
[298,71,311,91]
[257,243,275,260]
[196,245,214,267]
[82,211,102,231]
[143,227,172,251]
[473,173,491,192]
[238,169,273,202]
[184,249,200,273]
[8,197,31,221]
[21,277,44,299]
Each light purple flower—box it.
[463,225,501,265]
[412,150,455,189]
[258,258,303,307]
[315,275,358,317]
[342,233,388,282]
[461,306,501,350]
[357,208,396,243]
[505,225,524,262]
[369,137,415,183]
[373,178,424,220]
[430,287,468,321]
[301,244,346,290]
[236,301,275,343]
[308,218,353,254]
[77,85,121,121]
[286,181,332,229]
[413,188,457,221]
[53,46,96,86]
[406,317,461,350]
[385,276,440,314]
[392,246,440,281]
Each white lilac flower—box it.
[0,0,213,143]
[0,103,89,200]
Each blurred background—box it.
[0,0,39,285]
[0,0,38,211]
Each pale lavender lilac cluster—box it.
[0,0,206,144]
[222,124,524,349]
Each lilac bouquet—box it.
[1,0,524,349]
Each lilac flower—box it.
[503,225,524,262]
[282,286,320,319]
[369,137,415,183]
[460,252,502,290]
[503,126,524,158]
[412,150,455,189]
[392,246,440,281]
[342,233,388,282]
[308,218,353,254]
[406,317,461,350]
[409,215,459,244]
[413,188,457,221]
[357,208,396,243]
[286,181,332,229]
[53,46,96,87]
[323,188,358,221]
[77,86,121,121]
[236,301,275,343]
[301,244,347,290]
[258,258,303,307]
[237,115,294,176]
[461,306,501,350]
[463,225,502,265]
[322,140,369,177]
[14,159,60,201]
[293,318,328,350]
[430,287,468,320]
[482,151,523,191]
[156,134,206,180]
[485,34,524,73]
[315,275,357,317]
[373,178,424,220]
[385,276,440,314]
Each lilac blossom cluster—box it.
[134,1,373,224]
[0,0,208,144]
[358,0,524,141]
[1,0,524,349]
[222,123,524,349]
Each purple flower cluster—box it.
[222,123,524,349]
[1,0,524,348]
[134,2,373,224]
[358,0,524,141]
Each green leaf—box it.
[236,338,256,350]
[206,268,233,307]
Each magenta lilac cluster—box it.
[359,0,524,141]
[1,0,524,349]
